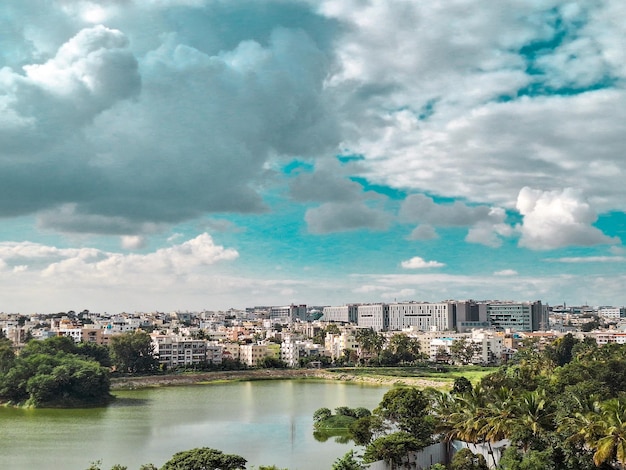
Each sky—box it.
[1,0,626,314]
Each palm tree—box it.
[566,397,626,468]
[589,398,626,468]
[356,328,385,365]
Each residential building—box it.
[239,343,270,366]
[151,334,215,369]
[325,327,360,361]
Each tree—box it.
[450,448,488,470]
[350,415,384,446]
[110,331,158,374]
[332,450,365,470]
[363,432,422,469]
[574,398,626,467]
[77,342,112,367]
[313,407,332,425]
[257,356,288,369]
[545,333,579,366]
[0,336,111,407]
[450,339,476,365]
[160,447,246,470]
[387,334,421,364]
[335,406,357,417]
[356,328,385,364]
[0,337,15,374]
[326,324,341,335]
[374,387,434,444]
[452,376,473,395]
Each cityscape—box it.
[2,0,626,469]
[2,298,624,370]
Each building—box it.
[487,301,545,332]
[325,327,361,361]
[321,305,358,324]
[388,302,455,331]
[598,307,626,321]
[269,304,307,323]
[151,334,217,369]
[239,343,271,366]
[358,304,389,331]
[280,334,326,367]
[454,300,490,332]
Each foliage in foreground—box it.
[316,334,626,470]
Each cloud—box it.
[546,256,626,263]
[381,288,416,300]
[516,187,618,250]
[288,158,365,203]
[407,224,438,241]
[121,235,145,250]
[400,256,445,269]
[494,269,518,276]
[0,233,237,280]
[400,194,510,246]
[314,0,626,223]
[0,7,340,234]
[305,201,392,233]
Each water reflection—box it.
[0,380,387,470]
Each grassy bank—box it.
[110,365,495,390]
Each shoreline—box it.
[110,368,449,390]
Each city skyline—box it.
[1,1,625,313]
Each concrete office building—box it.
[322,305,358,323]
[388,302,455,331]
[358,304,389,331]
[487,301,545,332]
[269,304,307,323]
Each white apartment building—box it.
[593,332,626,345]
[280,334,326,367]
[325,328,360,361]
[151,334,217,369]
[58,326,83,343]
[429,332,503,365]
[239,343,270,366]
[598,307,626,320]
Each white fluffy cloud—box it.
[516,187,618,250]
[314,0,626,232]
[0,233,237,279]
[400,256,444,269]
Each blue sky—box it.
[0,0,625,313]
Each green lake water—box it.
[0,380,388,470]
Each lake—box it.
[0,380,388,470]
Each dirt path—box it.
[110,369,449,390]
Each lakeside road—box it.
[110,368,449,390]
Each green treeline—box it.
[0,335,111,407]
[0,331,160,407]
[319,333,626,469]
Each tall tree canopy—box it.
[110,331,158,374]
